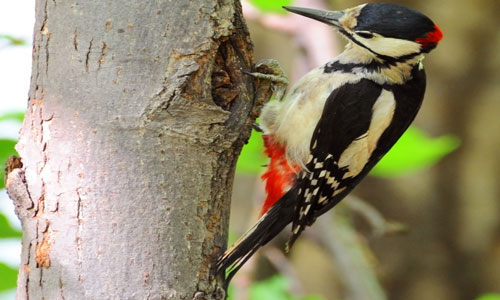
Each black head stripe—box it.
[355,3,436,41]
[324,51,422,74]
[337,29,422,65]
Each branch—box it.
[344,195,408,237]
[316,210,387,300]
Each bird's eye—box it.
[356,31,374,39]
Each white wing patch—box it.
[339,89,396,178]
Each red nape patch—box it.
[415,24,443,49]
[260,135,300,216]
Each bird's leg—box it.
[246,59,289,131]
[253,122,263,132]
[245,58,289,102]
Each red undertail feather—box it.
[415,24,443,49]
[260,135,300,216]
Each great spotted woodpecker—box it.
[218,3,442,281]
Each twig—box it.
[316,209,388,300]
[262,246,305,296]
[344,195,408,237]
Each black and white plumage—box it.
[217,2,442,282]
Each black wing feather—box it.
[289,79,383,246]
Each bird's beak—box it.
[283,6,344,28]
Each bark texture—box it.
[6,0,257,299]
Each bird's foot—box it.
[253,122,263,132]
[245,59,289,102]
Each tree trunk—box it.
[6,0,256,299]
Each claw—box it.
[253,122,263,132]
[243,71,289,85]
[245,59,290,102]
[246,59,290,105]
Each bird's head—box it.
[284,3,443,61]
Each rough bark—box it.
[5,0,257,299]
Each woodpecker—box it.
[218,3,442,281]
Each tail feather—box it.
[217,189,297,282]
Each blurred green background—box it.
[1,0,499,299]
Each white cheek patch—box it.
[338,89,396,178]
[352,35,422,57]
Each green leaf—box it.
[0,213,21,238]
[475,294,500,300]
[0,262,17,292]
[228,275,324,300]
[0,139,18,189]
[250,276,324,300]
[227,230,238,247]
[0,111,24,122]
[0,34,26,46]
[301,296,324,300]
[236,129,267,175]
[250,275,291,300]
[370,127,460,177]
[226,284,235,300]
[250,0,292,13]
